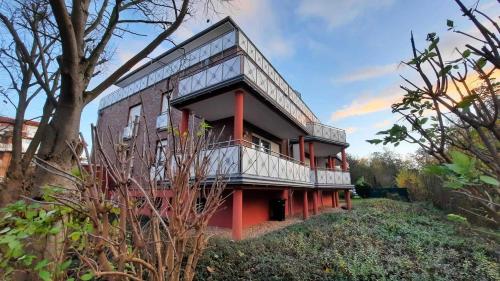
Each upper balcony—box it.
[306,122,347,144]
[100,17,349,146]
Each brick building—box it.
[97,17,354,240]
[0,117,39,181]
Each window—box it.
[251,135,271,153]
[155,140,169,164]
[127,104,142,125]
[161,93,170,114]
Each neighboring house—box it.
[0,116,39,181]
[97,17,354,240]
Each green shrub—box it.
[196,199,499,281]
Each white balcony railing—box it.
[99,29,321,130]
[152,141,351,188]
[306,122,347,143]
[156,113,169,130]
[99,30,237,110]
[177,54,316,129]
[312,168,351,186]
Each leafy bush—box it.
[196,199,499,281]
[395,169,430,202]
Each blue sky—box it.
[1,0,498,158]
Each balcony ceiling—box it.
[305,141,343,158]
[178,89,307,140]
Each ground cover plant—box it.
[196,199,499,281]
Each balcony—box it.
[99,30,237,110]
[151,140,352,188]
[203,141,312,186]
[312,168,351,187]
[307,122,347,144]
[156,113,169,130]
[176,54,316,130]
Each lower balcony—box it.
[204,141,312,187]
[152,141,353,189]
[312,168,351,187]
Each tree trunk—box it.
[31,89,83,198]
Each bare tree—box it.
[17,106,230,280]
[0,1,60,205]
[0,0,202,201]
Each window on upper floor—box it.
[161,93,170,114]
[127,104,142,126]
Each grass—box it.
[196,199,499,281]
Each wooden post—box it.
[232,188,243,240]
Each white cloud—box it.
[345,127,359,134]
[334,63,399,83]
[373,119,393,129]
[297,0,395,29]
[331,86,402,121]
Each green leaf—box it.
[479,175,500,187]
[80,272,94,281]
[438,65,452,76]
[462,49,471,58]
[70,231,81,241]
[447,213,467,224]
[476,57,487,69]
[39,270,52,281]
[446,19,454,29]
[59,260,72,271]
[35,259,49,271]
[366,139,383,145]
[456,95,478,109]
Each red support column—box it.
[234,90,244,144]
[232,188,243,240]
[332,158,336,170]
[336,191,340,208]
[312,190,319,215]
[345,189,352,210]
[341,147,347,172]
[303,190,309,219]
[282,188,289,217]
[299,136,305,164]
[309,142,316,169]
[180,109,190,135]
[331,191,335,208]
